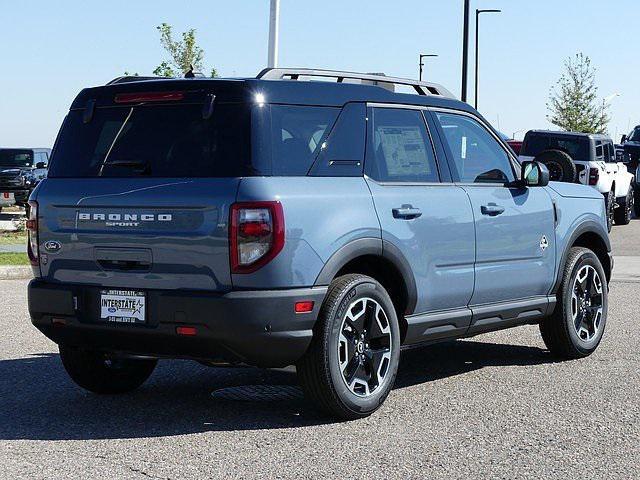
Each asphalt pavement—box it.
[0,221,638,479]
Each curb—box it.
[0,266,33,280]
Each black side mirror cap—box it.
[621,135,628,143]
[521,160,549,187]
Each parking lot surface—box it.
[0,222,638,479]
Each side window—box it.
[269,105,339,175]
[309,103,366,177]
[595,141,604,160]
[367,108,439,183]
[435,112,515,184]
[605,142,616,163]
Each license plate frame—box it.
[99,289,146,324]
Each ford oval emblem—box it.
[43,240,62,253]
[108,307,117,313]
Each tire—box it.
[540,247,608,359]
[533,149,577,183]
[634,187,640,218]
[605,190,614,232]
[297,274,401,420]
[614,187,633,225]
[59,345,157,394]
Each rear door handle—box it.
[392,205,422,219]
[481,203,505,216]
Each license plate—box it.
[99,289,146,324]
[1,192,14,200]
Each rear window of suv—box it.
[521,133,590,160]
[49,103,252,178]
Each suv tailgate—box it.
[36,178,238,292]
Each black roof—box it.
[70,76,474,115]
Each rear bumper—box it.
[28,280,327,368]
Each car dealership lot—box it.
[0,224,638,479]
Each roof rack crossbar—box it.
[256,68,455,99]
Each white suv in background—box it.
[519,130,634,231]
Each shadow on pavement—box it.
[0,340,555,440]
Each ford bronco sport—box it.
[27,69,613,420]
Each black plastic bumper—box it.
[28,280,327,368]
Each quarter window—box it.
[367,108,439,183]
[435,112,515,184]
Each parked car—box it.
[519,130,634,231]
[28,69,612,420]
[507,139,523,155]
[618,126,640,216]
[0,148,50,213]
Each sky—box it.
[1,0,637,148]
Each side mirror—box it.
[621,135,628,143]
[35,162,47,169]
[521,161,549,187]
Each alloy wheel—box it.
[571,265,604,342]
[337,297,393,397]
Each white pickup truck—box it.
[519,130,634,231]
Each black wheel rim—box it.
[571,265,604,342]
[629,192,634,218]
[545,161,563,181]
[337,297,392,397]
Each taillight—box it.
[589,168,599,185]
[230,202,284,273]
[26,200,38,266]
[114,91,185,103]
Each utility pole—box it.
[268,0,280,68]
[461,0,470,102]
[419,54,438,81]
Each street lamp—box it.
[268,0,281,68]
[419,54,438,81]
[475,8,501,110]
[461,0,470,102]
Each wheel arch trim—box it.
[314,238,418,315]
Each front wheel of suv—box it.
[297,274,401,420]
[614,187,634,225]
[540,247,608,359]
[59,345,157,394]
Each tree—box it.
[547,53,609,134]
[152,23,218,78]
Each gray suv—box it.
[28,69,612,419]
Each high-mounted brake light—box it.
[230,201,284,274]
[114,91,185,104]
[26,200,39,266]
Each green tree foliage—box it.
[152,23,218,78]
[547,53,609,134]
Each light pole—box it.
[268,0,281,68]
[475,8,501,110]
[419,54,438,81]
[461,0,470,102]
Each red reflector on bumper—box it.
[176,326,197,336]
[295,301,314,314]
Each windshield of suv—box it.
[48,103,252,178]
[0,149,33,168]
[628,127,640,142]
[520,134,590,160]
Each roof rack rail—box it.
[106,76,163,85]
[256,68,455,98]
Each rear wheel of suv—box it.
[634,187,640,218]
[297,274,401,420]
[533,149,577,182]
[605,190,614,232]
[59,345,157,394]
[614,187,633,225]
[539,247,608,359]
